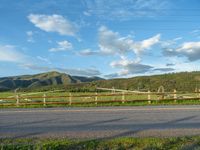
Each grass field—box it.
[1,136,200,150]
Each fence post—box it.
[16,94,19,107]
[148,90,151,104]
[198,89,200,99]
[69,93,72,106]
[95,92,98,105]
[195,88,198,98]
[112,87,115,94]
[43,94,46,106]
[122,92,125,104]
[195,87,198,93]
[174,89,177,102]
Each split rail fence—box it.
[1,89,200,107]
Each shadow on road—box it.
[0,111,199,139]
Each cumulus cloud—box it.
[109,56,174,77]
[133,34,160,55]
[173,37,183,41]
[80,26,160,57]
[78,26,163,77]
[98,26,132,54]
[99,26,160,56]
[49,40,72,52]
[164,41,200,61]
[177,42,200,61]
[22,64,101,76]
[0,45,26,63]
[28,14,77,36]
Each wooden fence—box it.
[1,90,200,107]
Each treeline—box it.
[18,71,200,93]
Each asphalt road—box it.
[1,105,200,139]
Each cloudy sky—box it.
[0,0,200,78]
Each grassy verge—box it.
[1,136,200,150]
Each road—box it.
[1,105,200,139]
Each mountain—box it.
[0,71,104,91]
[1,71,200,92]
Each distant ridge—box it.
[0,71,104,91]
[93,71,200,92]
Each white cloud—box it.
[79,26,160,57]
[28,14,77,36]
[179,42,200,50]
[173,37,183,41]
[98,26,132,54]
[49,40,73,52]
[96,26,160,56]
[177,42,200,61]
[164,41,200,61]
[79,26,161,76]
[133,34,160,55]
[0,45,26,63]
[141,34,160,49]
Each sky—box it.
[0,0,200,78]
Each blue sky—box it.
[1,0,200,78]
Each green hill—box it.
[1,71,200,92]
[0,71,103,91]
[93,72,200,92]
[57,71,200,92]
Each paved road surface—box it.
[1,105,200,139]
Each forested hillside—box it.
[13,71,200,93]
